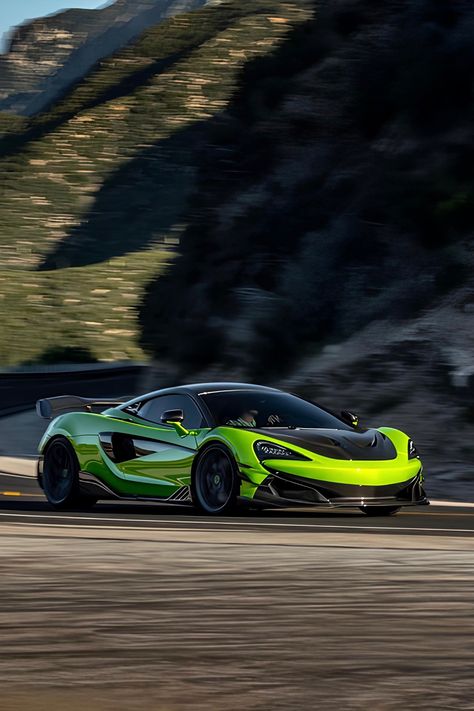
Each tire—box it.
[192,443,240,515]
[43,437,97,510]
[359,506,401,516]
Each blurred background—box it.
[0,0,473,496]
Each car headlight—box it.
[408,439,419,459]
[254,440,309,461]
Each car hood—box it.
[253,427,397,461]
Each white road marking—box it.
[429,499,474,508]
[0,510,472,534]
[0,520,249,534]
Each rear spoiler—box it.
[36,395,127,420]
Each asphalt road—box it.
[2,471,474,711]
[1,471,474,537]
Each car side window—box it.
[138,395,205,429]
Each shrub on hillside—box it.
[141,0,474,377]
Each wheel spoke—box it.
[45,443,73,503]
[196,448,235,513]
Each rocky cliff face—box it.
[0,0,208,115]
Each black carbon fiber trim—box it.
[78,471,193,505]
[253,428,397,461]
[78,471,117,499]
[255,469,427,507]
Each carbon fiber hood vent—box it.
[253,427,397,461]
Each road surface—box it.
[1,471,474,711]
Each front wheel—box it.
[359,506,400,516]
[43,438,97,510]
[192,444,240,515]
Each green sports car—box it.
[36,382,428,516]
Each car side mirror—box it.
[341,410,359,428]
[161,409,184,424]
[160,409,189,437]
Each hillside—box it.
[0,0,311,366]
[138,0,474,486]
[0,0,209,116]
[141,0,474,376]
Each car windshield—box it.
[200,390,352,430]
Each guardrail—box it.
[0,362,148,417]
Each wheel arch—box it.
[39,427,76,455]
[191,439,236,480]
[195,428,255,467]
[377,426,412,457]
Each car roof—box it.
[135,382,280,401]
[185,382,279,395]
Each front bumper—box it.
[253,468,428,508]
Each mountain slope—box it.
[140,0,474,377]
[0,0,208,116]
[0,0,312,366]
[136,0,474,487]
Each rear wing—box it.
[36,395,127,420]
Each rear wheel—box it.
[359,506,400,516]
[43,438,97,510]
[192,444,239,515]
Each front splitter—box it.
[252,469,428,509]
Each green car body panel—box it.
[37,383,427,511]
[39,412,198,499]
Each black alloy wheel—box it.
[192,444,239,514]
[359,506,401,516]
[43,438,96,510]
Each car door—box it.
[117,394,205,499]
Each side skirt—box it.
[78,471,193,505]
